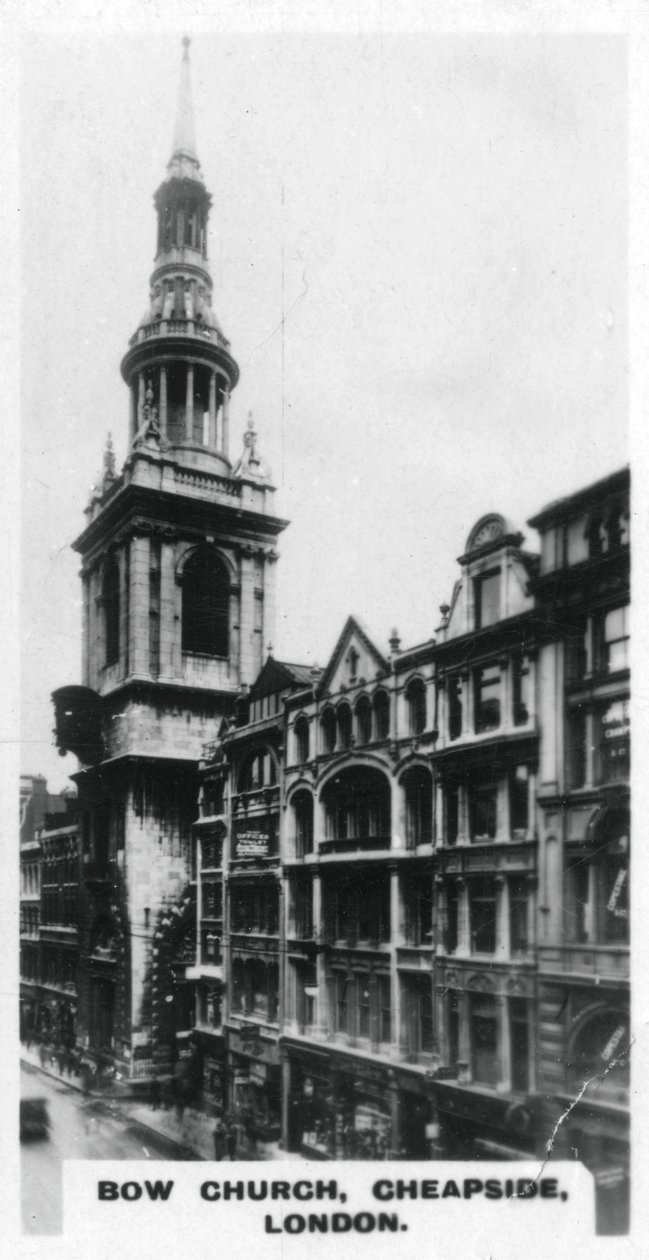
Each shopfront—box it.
[226,1026,281,1142]
[284,1042,435,1159]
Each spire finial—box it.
[171,36,198,164]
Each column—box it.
[457,878,470,956]
[128,535,150,677]
[185,364,194,442]
[159,366,168,439]
[281,1054,292,1152]
[137,373,145,425]
[222,388,230,457]
[498,773,510,842]
[208,371,217,449]
[496,994,511,1093]
[458,784,469,844]
[129,383,137,443]
[435,877,446,953]
[460,670,471,736]
[500,656,511,731]
[496,875,510,960]
[159,542,177,678]
[390,864,400,946]
[434,782,444,846]
[238,547,256,685]
[457,991,471,1083]
[585,710,595,787]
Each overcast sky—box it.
[20,30,628,790]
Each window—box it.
[293,877,313,939]
[510,877,529,953]
[335,974,349,1033]
[403,767,432,848]
[566,624,588,682]
[238,749,277,792]
[356,696,372,745]
[596,699,630,784]
[337,703,353,749]
[358,978,371,1038]
[448,676,462,740]
[566,808,629,946]
[406,678,427,735]
[510,765,529,834]
[474,569,500,629]
[103,558,120,666]
[294,716,310,764]
[512,656,530,725]
[321,708,336,754]
[378,974,392,1044]
[445,882,459,954]
[293,790,314,858]
[182,549,229,657]
[567,708,587,789]
[373,690,390,740]
[603,607,629,674]
[470,995,499,1085]
[403,874,433,946]
[475,663,501,732]
[469,877,496,953]
[510,998,530,1093]
[470,783,497,842]
[445,785,459,845]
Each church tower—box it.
[53,40,287,1079]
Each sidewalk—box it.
[20,1048,304,1162]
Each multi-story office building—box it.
[529,467,630,1232]
[426,512,541,1157]
[19,781,78,1048]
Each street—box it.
[21,1063,181,1235]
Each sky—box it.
[20,28,629,791]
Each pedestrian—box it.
[150,1076,161,1111]
[226,1121,237,1161]
[213,1115,226,1161]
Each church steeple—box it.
[120,37,239,472]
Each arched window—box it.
[238,749,277,792]
[567,1008,630,1099]
[356,695,372,745]
[373,690,390,741]
[321,707,336,754]
[103,558,120,666]
[294,716,310,764]
[337,703,353,749]
[182,548,230,657]
[406,677,427,736]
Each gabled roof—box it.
[317,615,389,696]
[249,656,313,700]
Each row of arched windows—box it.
[292,678,428,764]
[102,546,231,668]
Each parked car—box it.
[20,1095,50,1141]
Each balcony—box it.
[318,834,392,857]
[538,943,629,983]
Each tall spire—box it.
[168,36,201,180]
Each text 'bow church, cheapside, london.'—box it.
[20,39,630,1236]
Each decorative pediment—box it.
[317,616,389,697]
[466,972,495,992]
